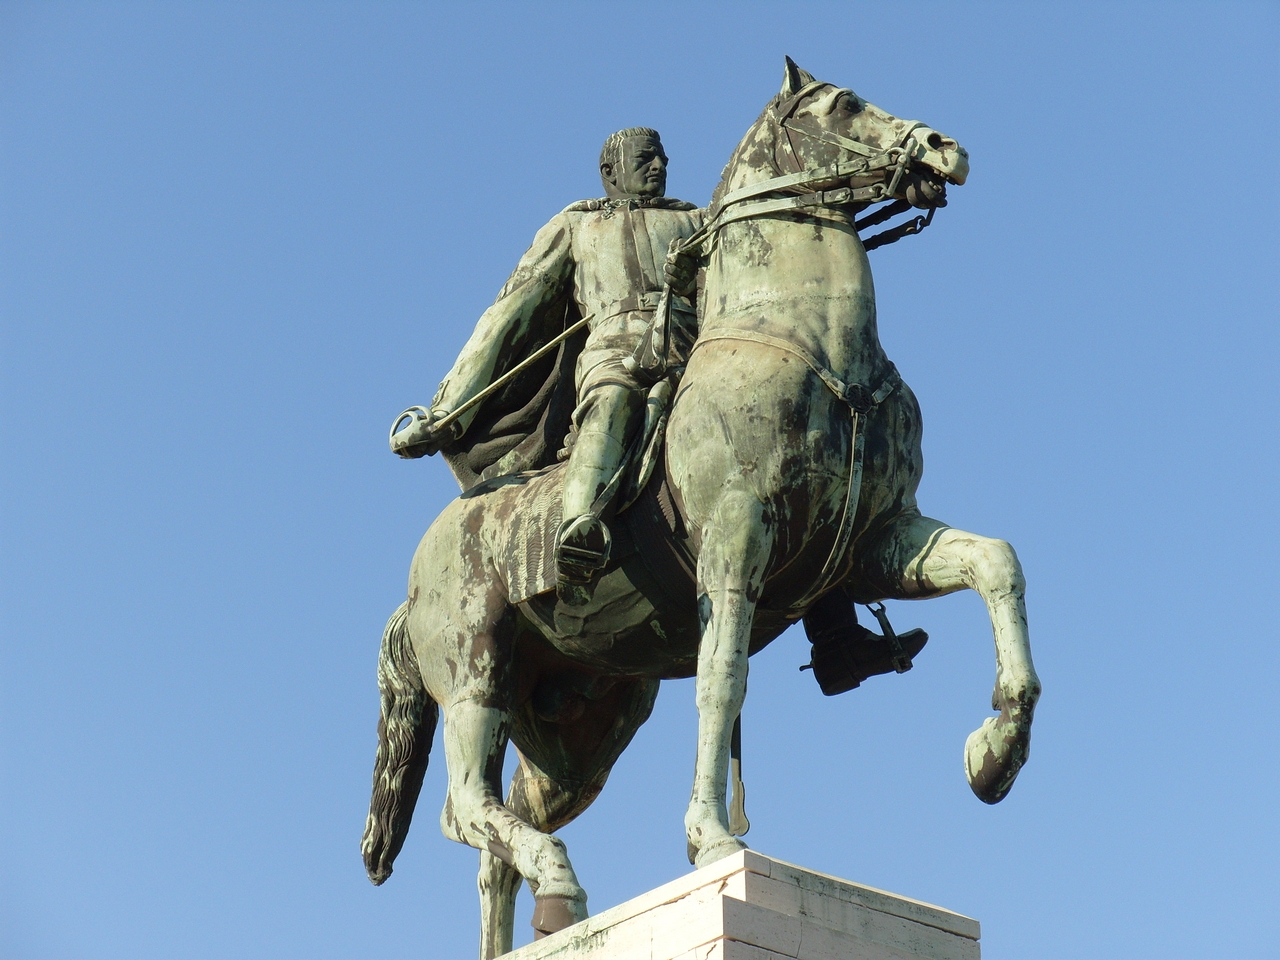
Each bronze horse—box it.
[362,59,1041,959]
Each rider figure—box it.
[398,128,703,600]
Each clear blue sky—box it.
[2,3,1276,958]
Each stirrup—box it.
[800,598,928,697]
[555,515,612,586]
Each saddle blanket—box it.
[485,465,565,605]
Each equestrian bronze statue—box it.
[365,58,1042,960]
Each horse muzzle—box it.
[909,127,969,186]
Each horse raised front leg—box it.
[856,512,1042,803]
[439,699,587,952]
[686,490,773,868]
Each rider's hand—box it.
[663,245,699,298]
[390,409,457,459]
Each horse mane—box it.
[708,95,785,214]
[707,83,833,214]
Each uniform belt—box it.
[596,291,692,323]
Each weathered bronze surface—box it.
[367,59,1040,960]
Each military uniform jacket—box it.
[436,197,702,489]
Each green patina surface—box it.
[367,58,1039,960]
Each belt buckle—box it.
[844,383,874,413]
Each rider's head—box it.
[600,128,667,199]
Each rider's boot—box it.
[555,425,625,605]
[556,383,648,604]
[801,589,929,696]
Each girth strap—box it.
[691,329,898,412]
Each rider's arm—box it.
[432,213,576,435]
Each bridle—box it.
[774,80,925,177]
[678,81,941,258]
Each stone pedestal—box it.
[508,851,979,959]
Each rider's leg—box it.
[556,381,645,587]
[561,382,640,517]
[850,510,1041,803]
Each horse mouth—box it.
[903,169,949,209]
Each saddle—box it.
[485,377,681,605]
[470,456,700,676]
[481,376,926,686]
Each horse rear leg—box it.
[479,677,661,957]
[853,511,1042,803]
[478,851,521,960]
[407,553,587,957]
[686,490,774,868]
[438,695,588,946]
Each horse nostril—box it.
[926,132,945,150]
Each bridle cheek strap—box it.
[773,80,926,167]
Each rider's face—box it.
[602,137,667,198]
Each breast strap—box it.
[689,328,900,613]
[690,329,898,412]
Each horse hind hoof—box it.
[532,894,586,939]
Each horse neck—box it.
[703,138,886,386]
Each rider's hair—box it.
[599,127,664,172]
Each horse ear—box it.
[781,56,815,98]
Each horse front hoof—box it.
[531,894,587,939]
[964,711,1031,804]
[692,835,748,870]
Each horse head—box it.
[711,57,969,215]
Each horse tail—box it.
[362,600,439,885]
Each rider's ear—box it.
[600,161,616,186]
[781,56,815,98]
